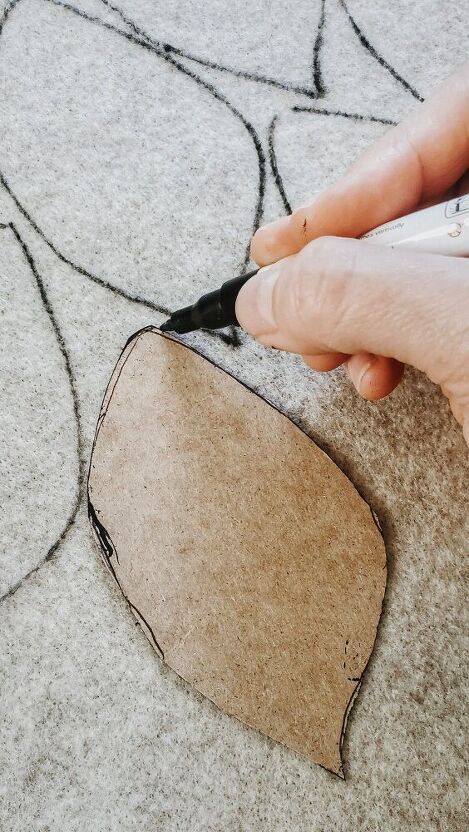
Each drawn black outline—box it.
[0,0,425,769]
[267,106,397,214]
[88,499,164,658]
[2,0,265,265]
[0,1,418,619]
[0,223,85,604]
[0,0,421,344]
[88,324,388,780]
[338,0,423,102]
[292,105,397,126]
[98,0,325,99]
[312,0,327,97]
[101,0,416,220]
[0,0,264,347]
[267,115,292,215]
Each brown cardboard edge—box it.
[87,325,388,779]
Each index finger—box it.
[252,61,469,266]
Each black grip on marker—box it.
[219,268,259,326]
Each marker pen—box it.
[160,193,469,335]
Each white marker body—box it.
[361,194,469,257]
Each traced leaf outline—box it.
[337,0,423,102]
[99,0,325,99]
[0,0,268,347]
[0,0,423,330]
[0,0,419,604]
[270,105,398,212]
[267,115,292,215]
[312,0,327,97]
[0,223,85,604]
[87,325,388,779]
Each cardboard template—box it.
[88,328,386,775]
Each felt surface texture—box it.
[88,328,386,776]
[0,0,468,829]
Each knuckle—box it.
[291,237,358,347]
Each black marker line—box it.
[159,46,266,270]
[292,105,397,125]
[98,0,320,99]
[267,115,292,215]
[0,0,20,34]
[0,169,170,317]
[0,223,85,604]
[312,0,327,98]
[0,170,240,349]
[88,498,164,657]
[164,47,318,99]
[338,0,423,102]
[127,601,164,659]
[93,0,266,267]
[0,0,261,345]
[269,105,396,225]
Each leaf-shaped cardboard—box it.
[88,328,386,776]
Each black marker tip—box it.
[159,319,173,332]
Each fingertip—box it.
[347,354,404,400]
[302,353,349,372]
[250,216,294,266]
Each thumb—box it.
[235,237,469,385]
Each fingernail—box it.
[235,263,282,336]
[251,217,291,261]
[348,354,377,395]
[255,216,290,240]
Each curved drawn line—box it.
[268,116,292,215]
[98,0,320,99]
[93,0,266,266]
[292,105,397,126]
[338,0,423,102]
[127,601,164,659]
[312,0,326,98]
[0,0,20,33]
[162,47,265,269]
[0,170,170,317]
[273,105,397,213]
[88,497,164,658]
[0,171,241,348]
[0,223,85,604]
[0,0,260,343]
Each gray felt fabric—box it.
[0,1,468,829]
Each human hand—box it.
[235,63,469,445]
